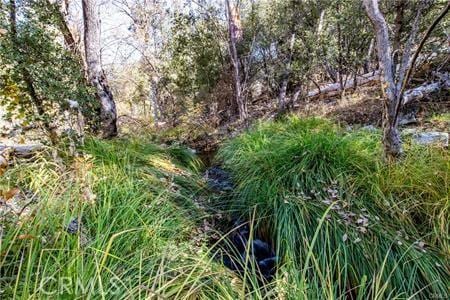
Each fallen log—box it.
[403,72,450,104]
[305,71,449,104]
[306,71,380,98]
[0,144,43,158]
[402,82,447,105]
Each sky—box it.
[68,0,223,68]
[68,0,136,67]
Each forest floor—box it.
[153,86,449,155]
[302,86,449,125]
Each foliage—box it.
[0,0,97,134]
[1,0,450,298]
[164,11,225,101]
[218,117,449,298]
[105,0,449,132]
[1,119,449,299]
[0,138,245,298]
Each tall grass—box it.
[0,137,243,299]
[218,117,449,298]
[1,120,448,299]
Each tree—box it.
[1,0,96,143]
[363,0,449,161]
[7,0,57,143]
[114,0,166,124]
[82,0,118,138]
[226,0,247,121]
[46,0,82,59]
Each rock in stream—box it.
[204,166,278,281]
[204,166,234,192]
[222,221,278,281]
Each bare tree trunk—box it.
[306,71,380,98]
[47,0,93,132]
[364,0,449,161]
[226,0,247,121]
[0,144,43,158]
[400,1,450,98]
[317,10,326,35]
[363,0,402,160]
[278,33,296,112]
[291,84,303,106]
[392,0,406,57]
[82,0,118,138]
[150,76,160,123]
[47,0,82,58]
[48,0,90,80]
[278,77,289,111]
[363,38,374,73]
[303,69,446,104]
[403,80,449,104]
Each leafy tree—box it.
[161,8,226,124]
[0,0,97,142]
[166,12,225,99]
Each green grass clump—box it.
[1,122,448,299]
[429,112,450,123]
[0,137,243,299]
[218,116,449,299]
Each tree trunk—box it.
[0,144,43,158]
[400,1,450,98]
[403,79,449,104]
[317,10,326,35]
[47,0,82,58]
[82,0,117,138]
[392,0,406,60]
[364,0,449,160]
[278,33,296,112]
[382,124,402,160]
[363,0,402,160]
[306,71,380,98]
[150,76,160,123]
[226,0,247,121]
[363,38,374,73]
[304,70,446,104]
[291,84,303,106]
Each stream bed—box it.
[203,165,278,282]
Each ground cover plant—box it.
[218,117,449,299]
[0,138,244,299]
[1,118,449,299]
[2,0,450,298]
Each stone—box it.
[252,239,274,261]
[222,220,278,281]
[398,114,417,126]
[361,125,378,132]
[250,80,264,99]
[66,218,81,234]
[204,166,234,191]
[222,255,243,272]
[402,128,418,135]
[411,132,449,147]
[258,256,278,279]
